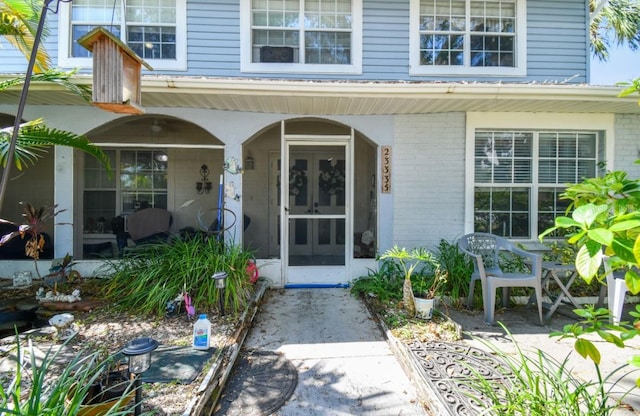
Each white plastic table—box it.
[540,261,580,320]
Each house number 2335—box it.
[381,146,391,193]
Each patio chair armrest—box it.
[459,248,487,276]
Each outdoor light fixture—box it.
[122,337,158,416]
[212,271,228,316]
[196,164,212,194]
[244,155,255,170]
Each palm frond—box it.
[0,69,91,102]
[0,0,50,72]
[0,121,112,176]
[590,0,640,60]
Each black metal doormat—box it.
[408,340,512,415]
[214,349,298,416]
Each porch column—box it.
[54,146,74,257]
[223,142,243,244]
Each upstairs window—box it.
[59,0,187,71]
[410,0,526,76]
[241,0,362,74]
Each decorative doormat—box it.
[408,340,513,415]
[214,349,298,416]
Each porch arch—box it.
[76,114,226,258]
[241,117,379,285]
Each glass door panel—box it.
[287,145,346,267]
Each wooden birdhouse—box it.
[78,27,153,115]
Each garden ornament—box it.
[184,292,195,319]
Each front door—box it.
[283,136,351,285]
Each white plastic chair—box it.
[603,259,631,324]
[458,233,544,325]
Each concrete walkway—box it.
[243,288,428,416]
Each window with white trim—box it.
[241,0,362,74]
[59,0,186,71]
[83,149,168,233]
[410,0,526,76]
[473,130,599,239]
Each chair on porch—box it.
[116,208,172,255]
[458,233,544,325]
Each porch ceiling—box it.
[2,75,639,115]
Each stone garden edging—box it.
[362,298,463,416]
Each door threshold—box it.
[284,283,350,289]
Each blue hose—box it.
[284,283,350,289]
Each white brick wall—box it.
[392,113,466,251]
[615,114,640,177]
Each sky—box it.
[590,46,640,85]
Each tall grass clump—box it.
[0,336,138,415]
[103,235,255,317]
[463,325,638,416]
[433,238,473,301]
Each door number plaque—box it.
[381,146,391,193]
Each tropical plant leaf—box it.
[612,237,637,263]
[629,354,640,368]
[596,330,625,347]
[587,228,613,246]
[573,204,608,228]
[567,230,587,245]
[609,220,640,232]
[555,216,581,228]
[574,338,601,364]
[626,269,640,295]
[575,244,602,282]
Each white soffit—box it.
[1,76,639,116]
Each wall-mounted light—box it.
[196,164,212,194]
[244,155,255,170]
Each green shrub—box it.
[433,239,473,301]
[102,235,255,317]
[350,257,405,303]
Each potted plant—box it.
[0,334,135,416]
[0,201,64,277]
[412,269,447,320]
[68,357,135,415]
[379,246,438,318]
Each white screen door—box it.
[282,136,351,285]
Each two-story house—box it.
[1,0,639,287]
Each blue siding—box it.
[0,0,589,84]
[526,0,589,82]
[361,0,411,80]
[187,0,240,76]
